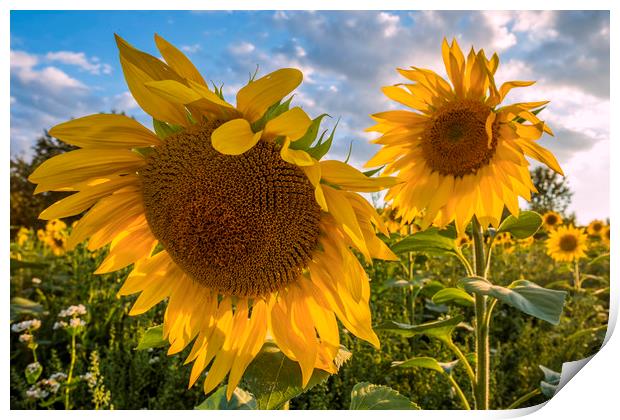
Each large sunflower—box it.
[365,38,563,234]
[546,225,588,262]
[29,34,398,399]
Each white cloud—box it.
[11,50,87,91]
[181,44,201,54]
[229,41,255,55]
[111,91,139,111]
[482,11,517,51]
[45,51,112,75]
[377,12,400,38]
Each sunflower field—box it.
[9,35,610,410]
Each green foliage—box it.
[496,211,542,239]
[349,382,420,410]
[135,325,167,350]
[195,386,257,410]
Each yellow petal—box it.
[236,68,302,122]
[39,174,140,220]
[320,160,399,192]
[517,139,564,175]
[144,79,202,104]
[154,33,207,86]
[263,107,311,141]
[28,149,144,186]
[280,137,315,166]
[498,80,536,102]
[94,224,157,274]
[119,56,188,126]
[381,86,427,111]
[211,119,262,155]
[301,164,328,212]
[49,114,160,149]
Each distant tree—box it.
[10,131,78,234]
[528,166,573,216]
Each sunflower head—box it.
[28,34,399,399]
[542,211,563,230]
[587,219,606,237]
[365,38,563,235]
[601,225,611,247]
[455,233,471,248]
[546,225,588,262]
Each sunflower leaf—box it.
[391,228,459,255]
[432,288,474,307]
[10,297,45,321]
[195,386,256,410]
[135,324,168,350]
[539,365,561,398]
[375,315,463,343]
[242,342,351,409]
[458,277,567,325]
[392,357,459,375]
[496,211,542,239]
[349,382,420,410]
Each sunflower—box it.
[546,225,588,262]
[517,235,535,248]
[28,34,398,399]
[365,38,563,235]
[16,227,31,247]
[36,220,68,256]
[381,204,418,236]
[541,211,563,230]
[455,233,471,248]
[587,220,606,237]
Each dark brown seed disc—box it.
[559,234,578,252]
[139,121,321,297]
[422,99,500,177]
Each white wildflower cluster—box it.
[148,356,160,365]
[11,319,41,333]
[58,304,87,318]
[19,333,33,343]
[54,304,88,331]
[80,372,96,387]
[32,277,42,285]
[25,373,66,400]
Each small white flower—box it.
[32,277,42,285]
[11,319,41,333]
[26,362,41,374]
[69,318,86,328]
[53,321,67,330]
[50,372,67,382]
[148,356,160,365]
[19,333,33,343]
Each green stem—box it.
[446,340,475,386]
[471,218,489,410]
[447,374,471,410]
[65,331,77,410]
[506,388,541,410]
[573,260,581,291]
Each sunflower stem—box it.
[65,330,77,410]
[471,218,490,410]
[573,260,581,291]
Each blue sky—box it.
[10,10,610,223]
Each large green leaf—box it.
[242,342,351,409]
[496,211,542,239]
[432,288,474,307]
[135,325,168,350]
[458,277,567,325]
[375,316,463,342]
[10,297,45,320]
[391,228,459,255]
[349,382,420,410]
[393,357,459,375]
[195,386,257,410]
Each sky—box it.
[10,10,610,224]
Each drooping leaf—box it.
[391,228,459,256]
[588,253,610,266]
[375,316,463,343]
[135,325,168,350]
[381,278,413,290]
[432,288,474,307]
[393,357,459,375]
[458,277,567,325]
[10,297,45,320]
[195,386,257,410]
[242,342,351,410]
[153,118,183,139]
[349,382,420,410]
[496,211,542,239]
[539,365,561,398]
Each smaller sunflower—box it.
[16,227,31,247]
[517,236,535,248]
[541,211,563,230]
[36,220,68,256]
[587,220,606,237]
[601,225,610,247]
[381,204,419,236]
[546,225,588,262]
[455,233,471,248]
